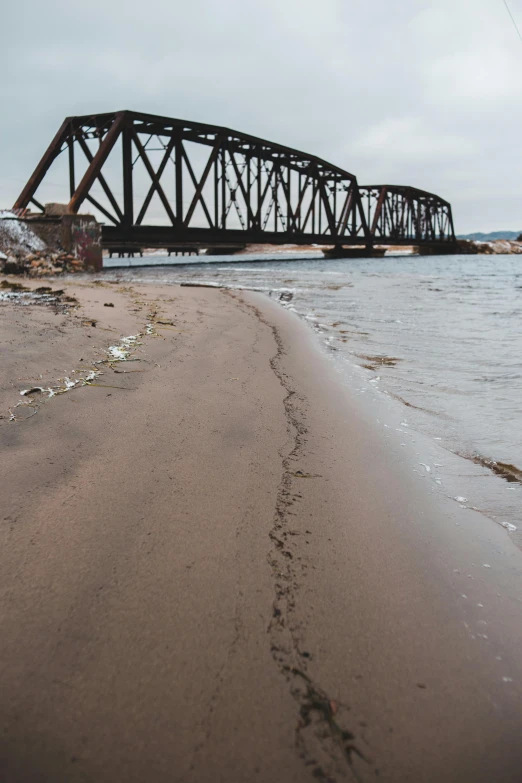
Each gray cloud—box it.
[2,0,522,232]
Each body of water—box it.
[102,252,522,540]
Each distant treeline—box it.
[458,230,521,241]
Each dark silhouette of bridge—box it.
[13,110,456,254]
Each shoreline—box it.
[1,278,522,781]
[96,255,522,543]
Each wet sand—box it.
[1,278,522,782]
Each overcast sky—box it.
[3,0,522,233]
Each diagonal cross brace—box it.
[355,189,371,240]
[13,117,73,211]
[336,188,354,236]
[256,163,276,227]
[85,193,120,225]
[228,151,257,229]
[183,136,223,227]
[181,145,214,228]
[136,135,176,225]
[68,112,126,214]
[131,129,177,226]
[75,132,124,223]
[301,180,319,233]
[292,174,311,232]
[370,186,388,237]
[278,168,298,232]
[317,176,337,236]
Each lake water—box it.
[103,252,522,542]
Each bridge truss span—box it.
[13,110,456,251]
[359,185,455,245]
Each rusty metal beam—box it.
[301,180,319,234]
[317,176,337,236]
[228,150,257,229]
[370,186,388,236]
[68,112,125,214]
[131,128,177,226]
[183,136,222,227]
[13,117,73,210]
[122,123,134,228]
[136,135,176,225]
[75,131,123,223]
[180,144,214,228]
[337,190,354,237]
[85,193,119,225]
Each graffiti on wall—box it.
[71,219,102,269]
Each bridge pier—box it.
[204,245,246,255]
[108,248,143,258]
[416,242,460,255]
[10,205,103,270]
[166,247,199,257]
[322,246,386,259]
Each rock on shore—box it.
[457,238,522,255]
[1,249,86,276]
[0,211,87,276]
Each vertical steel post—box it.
[68,135,75,199]
[221,145,226,229]
[312,183,317,234]
[274,165,278,233]
[287,167,291,233]
[246,154,251,231]
[318,181,322,235]
[175,133,183,224]
[122,121,133,228]
[214,146,219,229]
[257,156,261,230]
[297,172,302,232]
[333,179,337,233]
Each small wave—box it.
[355,354,402,369]
[473,374,522,383]
[459,453,522,484]
[388,393,441,417]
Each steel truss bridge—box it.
[13,110,456,253]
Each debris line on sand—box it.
[6,323,157,422]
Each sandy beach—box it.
[2,277,522,783]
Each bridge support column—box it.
[18,207,102,271]
[61,214,103,270]
[417,242,459,255]
[204,245,246,255]
[322,246,386,259]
